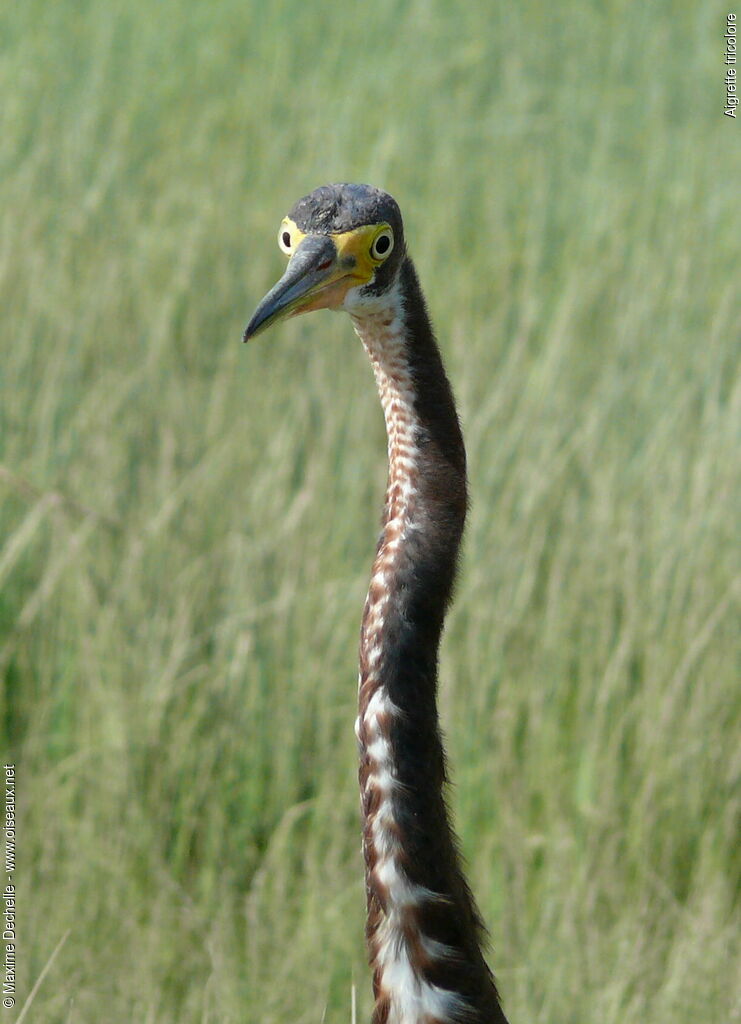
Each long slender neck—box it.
[353,258,508,1024]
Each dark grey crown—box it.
[288,184,404,243]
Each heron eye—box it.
[370,229,394,261]
[278,228,293,255]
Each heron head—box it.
[243,184,406,341]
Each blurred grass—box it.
[1,0,739,1020]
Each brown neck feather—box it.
[352,258,509,1024]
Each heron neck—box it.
[351,258,506,1024]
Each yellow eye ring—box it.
[278,224,293,255]
[370,227,394,262]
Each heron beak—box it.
[244,234,356,341]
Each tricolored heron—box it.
[245,184,509,1024]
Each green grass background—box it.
[1,0,739,1020]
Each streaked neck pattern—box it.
[352,260,509,1024]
